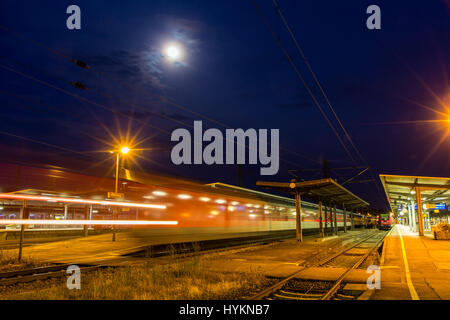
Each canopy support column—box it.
[333,204,338,235]
[343,204,347,233]
[318,200,324,238]
[415,186,425,236]
[351,210,355,230]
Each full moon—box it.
[166,45,181,60]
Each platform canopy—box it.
[379,174,450,211]
[256,178,369,209]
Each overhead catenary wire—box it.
[271,0,365,164]
[250,0,357,165]
[270,0,386,203]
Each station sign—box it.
[435,203,446,210]
[107,192,124,199]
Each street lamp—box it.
[112,146,130,194]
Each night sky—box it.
[0,0,449,209]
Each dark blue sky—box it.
[0,0,449,209]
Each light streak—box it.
[0,219,178,225]
[0,193,166,209]
[152,191,168,196]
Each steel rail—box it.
[249,231,380,300]
[0,265,108,286]
[320,232,386,300]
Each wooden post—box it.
[318,200,324,238]
[112,207,117,241]
[324,204,328,235]
[343,204,347,233]
[295,191,302,242]
[415,187,425,236]
[18,200,28,262]
[83,205,89,237]
[333,204,338,235]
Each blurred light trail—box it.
[0,220,178,225]
[0,193,166,209]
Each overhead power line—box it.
[269,0,386,203]
[250,0,357,165]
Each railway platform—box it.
[369,224,450,300]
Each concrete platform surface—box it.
[370,224,450,300]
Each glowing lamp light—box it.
[120,146,130,154]
[199,197,211,202]
[152,191,168,197]
[177,194,192,200]
[215,199,226,204]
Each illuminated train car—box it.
[130,182,364,234]
[0,163,366,237]
[379,213,393,230]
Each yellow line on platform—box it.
[398,226,419,300]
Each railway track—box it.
[0,264,108,287]
[0,230,377,289]
[249,230,387,300]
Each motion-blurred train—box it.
[0,162,366,238]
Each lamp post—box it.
[115,146,129,193]
[111,146,130,241]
